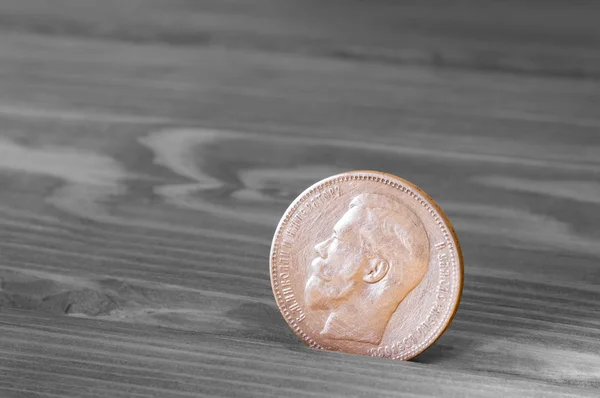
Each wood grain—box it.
[1,310,597,398]
[0,1,599,397]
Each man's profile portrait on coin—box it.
[305,193,430,345]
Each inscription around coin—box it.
[276,185,343,325]
[368,241,452,358]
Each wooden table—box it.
[1,1,599,396]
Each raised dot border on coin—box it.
[270,170,464,360]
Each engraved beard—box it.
[304,211,367,312]
[305,252,393,345]
[304,270,359,311]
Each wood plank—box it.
[0,1,598,396]
[0,0,599,77]
[0,310,598,398]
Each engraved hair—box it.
[349,193,429,282]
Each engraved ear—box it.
[363,257,389,284]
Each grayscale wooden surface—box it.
[0,1,599,397]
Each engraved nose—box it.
[314,238,330,259]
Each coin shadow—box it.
[410,309,478,365]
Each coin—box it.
[270,170,463,360]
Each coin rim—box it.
[269,170,464,360]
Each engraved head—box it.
[305,193,430,344]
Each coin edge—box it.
[269,170,464,360]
